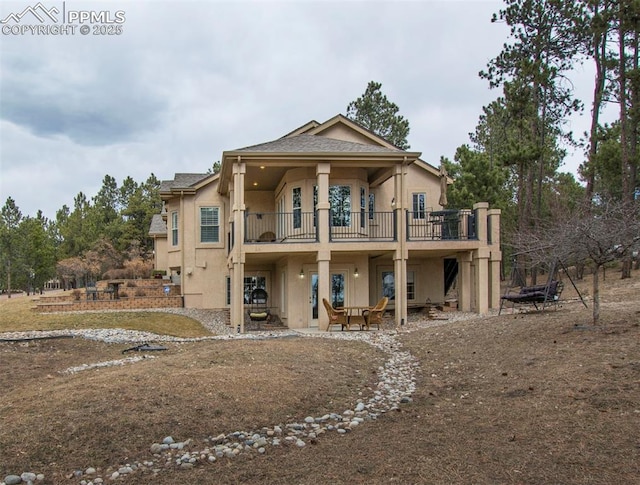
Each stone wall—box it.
[34,279,183,313]
[34,296,184,313]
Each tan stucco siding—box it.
[375,163,443,212]
[370,257,444,307]
[315,124,384,146]
[163,181,231,309]
[245,191,276,214]
[153,236,168,273]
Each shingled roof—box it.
[148,214,167,236]
[159,173,210,192]
[232,134,401,154]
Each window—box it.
[407,271,415,300]
[171,211,178,246]
[330,185,351,227]
[226,276,231,306]
[360,187,366,228]
[293,187,302,229]
[381,271,415,301]
[368,193,375,219]
[200,207,220,243]
[412,193,426,219]
[382,271,395,300]
[244,276,266,304]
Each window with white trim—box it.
[200,207,220,243]
[171,211,178,246]
[412,193,426,219]
[244,276,266,304]
[380,270,416,301]
[407,271,415,300]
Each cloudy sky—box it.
[1,0,599,220]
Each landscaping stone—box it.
[0,309,476,484]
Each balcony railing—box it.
[406,209,476,241]
[242,209,476,244]
[245,212,317,243]
[329,211,396,241]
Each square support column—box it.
[458,252,472,312]
[316,163,330,244]
[474,248,490,315]
[317,250,331,330]
[488,208,502,309]
[231,159,246,332]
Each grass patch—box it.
[0,294,211,338]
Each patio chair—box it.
[322,298,347,332]
[363,297,388,330]
[248,288,271,322]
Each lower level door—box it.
[309,271,346,328]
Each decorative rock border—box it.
[1,327,420,485]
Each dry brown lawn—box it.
[1,268,639,484]
[0,294,210,337]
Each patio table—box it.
[338,306,371,330]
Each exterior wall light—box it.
[299,269,305,278]
[354,268,359,278]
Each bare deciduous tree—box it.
[511,198,640,324]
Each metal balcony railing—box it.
[244,212,317,243]
[406,209,476,241]
[329,211,396,241]
[241,209,476,244]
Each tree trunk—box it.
[592,265,600,324]
[585,0,607,201]
[619,6,632,279]
[6,258,11,299]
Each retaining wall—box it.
[34,279,183,313]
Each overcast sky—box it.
[1,0,601,220]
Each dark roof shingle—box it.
[232,134,401,154]
[160,173,210,192]
[148,214,167,236]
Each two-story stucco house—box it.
[150,115,502,332]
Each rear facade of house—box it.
[150,115,502,332]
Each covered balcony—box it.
[242,208,477,244]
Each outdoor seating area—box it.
[247,288,272,327]
[323,297,389,331]
[499,280,564,314]
[85,282,117,300]
[34,278,183,313]
[322,298,348,331]
[362,297,389,329]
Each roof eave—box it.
[218,150,420,196]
